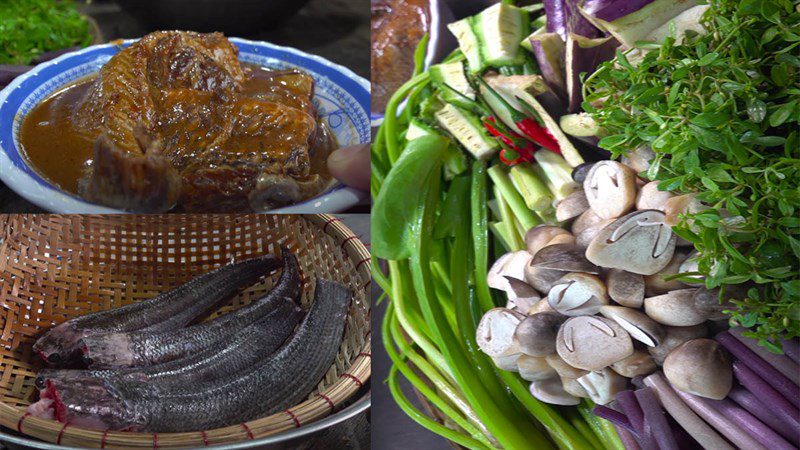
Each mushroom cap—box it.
[621,145,655,173]
[546,354,589,379]
[516,313,565,356]
[607,269,645,308]
[505,277,541,314]
[611,350,657,378]
[525,226,575,258]
[575,218,615,248]
[492,353,522,372]
[556,190,590,222]
[556,316,634,371]
[476,308,524,357]
[571,163,595,184]
[532,244,600,273]
[660,193,708,227]
[677,252,705,284]
[548,273,609,316]
[648,323,709,365]
[585,209,677,275]
[636,181,673,210]
[644,250,690,296]
[562,377,590,398]
[488,251,532,292]
[583,161,637,219]
[517,355,556,381]
[600,305,665,347]
[577,367,629,405]
[644,288,706,326]
[692,286,739,320]
[524,265,567,293]
[572,209,605,236]
[663,338,732,400]
[528,298,558,315]
[530,378,581,406]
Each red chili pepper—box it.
[516,118,562,154]
[483,117,535,166]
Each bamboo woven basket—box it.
[0,214,371,449]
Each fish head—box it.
[32,322,87,366]
[28,378,147,431]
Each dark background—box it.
[0,0,369,213]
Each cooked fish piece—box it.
[79,249,301,368]
[33,254,279,366]
[29,279,352,432]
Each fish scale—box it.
[34,279,352,432]
[32,254,280,365]
[79,249,300,369]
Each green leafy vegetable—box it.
[585,0,800,346]
[0,0,93,65]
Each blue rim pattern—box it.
[0,37,370,212]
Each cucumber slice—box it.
[473,3,530,69]
[447,18,484,73]
[486,74,585,167]
[430,61,476,109]
[434,103,498,161]
[405,118,436,141]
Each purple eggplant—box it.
[565,33,617,113]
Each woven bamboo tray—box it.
[0,214,371,449]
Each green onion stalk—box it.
[371,35,623,449]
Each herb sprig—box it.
[584,0,800,349]
[0,0,93,65]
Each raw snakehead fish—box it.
[79,248,301,368]
[29,279,352,432]
[33,254,280,365]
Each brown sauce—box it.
[19,63,335,200]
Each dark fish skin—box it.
[79,249,300,369]
[29,279,352,432]
[35,298,303,389]
[33,254,280,365]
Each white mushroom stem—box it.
[644,373,734,450]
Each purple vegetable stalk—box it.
[593,404,635,434]
[730,328,800,385]
[780,337,800,364]
[729,387,800,446]
[544,0,569,41]
[612,423,641,450]
[707,397,795,450]
[732,360,800,437]
[717,331,800,407]
[635,387,679,450]
[616,390,644,432]
[580,0,656,23]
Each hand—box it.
[327,144,369,191]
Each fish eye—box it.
[47,353,61,363]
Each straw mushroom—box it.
[556,190,590,222]
[660,193,708,227]
[505,277,541,314]
[532,244,600,273]
[525,265,568,293]
[678,252,705,284]
[546,354,589,379]
[599,305,664,347]
[621,145,655,173]
[548,273,608,316]
[644,288,706,326]
[476,308,524,357]
[607,269,645,308]
[517,355,556,381]
[528,298,558,315]
[571,209,605,236]
[692,286,738,321]
[645,250,690,296]
[585,209,676,275]
[636,181,673,210]
[492,353,522,372]
[575,218,615,248]
[663,339,732,400]
[556,316,633,371]
[648,324,708,365]
[583,161,637,219]
[487,251,532,292]
[577,368,629,405]
[530,378,581,405]
[562,377,590,398]
[611,350,657,378]
[516,313,565,356]
[571,163,595,184]
[525,226,575,258]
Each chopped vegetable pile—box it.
[584,0,800,348]
[0,0,92,65]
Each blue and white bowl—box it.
[0,38,370,213]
